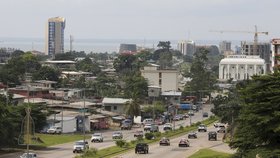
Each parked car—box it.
[112,131,123,139]
[208,131,217,141]
[198,124,207,132]
[91,133,103,142]
[183,113,189,119]
[20,153,37,158]
[134,130,144,138]
[159,137,170,146]
[73,140,89,153]
[144,124,152,131]
[188,132,197,139]
[135,143,149,154]
[178,138,190,147]
[163,123,172,131]
[154,119,164,125]
[202,112,209,117]
[47,126,62,134]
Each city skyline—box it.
[0,0,278,42]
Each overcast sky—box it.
[0,0,279,41]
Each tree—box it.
[230,72,280,157]
[113,53,138,74]
[123,72,148,100]
[157,41,171,52]
[32,66,60,81]
[183,48,216,98]
[124,99,141,119]
[76,57,101,75]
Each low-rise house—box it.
[102,97,131,114]
[90,114,110,130]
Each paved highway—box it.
[115,126,234,158]
[1,104,213,158]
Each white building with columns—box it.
[219,55,266,81]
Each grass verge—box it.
[189,148,232,158]
[33,133,91,147]
[76,116,218,158]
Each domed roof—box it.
[220,55,265,65]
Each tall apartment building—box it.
[45,17,66,58]
[271,39,280,72]
[177,40,195,56]
[219,41,231,54]
[241,41,271,72]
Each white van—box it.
[142,118,153,125]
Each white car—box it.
[91,133,103,142]
[47,126,62,134]
[73,140,89,153]
[198,124,207,132]
[144,124,152,131]
[20,153,37,158]
[163,123,172,131]
[142,118,153,125]
[112,131,123,139]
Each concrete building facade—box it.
[241,41,271,72]
[45,17,66,58]
[271,39,280,72]
[219,55,265,81]
[177,40,195,56]
[219,41,231,54]
[141,64,179,92]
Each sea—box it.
[0,37,242,53]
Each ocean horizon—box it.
[0,37,244,53]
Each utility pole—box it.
[83,89,86,152]
[26,107,30,157]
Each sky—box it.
[0,0,279,42]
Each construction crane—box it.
[210,25,268,55]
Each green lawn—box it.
[189,148,232,158]
[34,133,90,147]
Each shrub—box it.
[115,140,126,148]
[179,125,184,130]
[145,133,154,140]
[82,148,98,157]
[154,132,161,138]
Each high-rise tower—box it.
[45,17,66,58]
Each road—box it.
[1,104,213,158]
[116,126,234,158]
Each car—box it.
[144,124,152,131]
[121,119,132,130]
[142,118,153,125]
[134,130,144,138]
[163,123,173,131]
[135,143,149,154]
[73,140,89,153]
[198,124,207,132]
[202,112,209,117]
[173,115,180,121]
[47,126,62,134]
[183,113,189,119]
[159,137,170,146]
[154,119,164,125]
[214,122,223,128]
[178,138,190,147]
[208,131,217,141]
[112,131,123,139]
[216,124,226,133]
[188,110,194,116]
[91,133,103,142]
[188,132,197,139]
[144,123,158,132]
[20,153,37,158]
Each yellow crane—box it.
[210,25,268,55]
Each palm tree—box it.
[124,99,141,122]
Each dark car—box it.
[135,143,149,154]
[188,132,197,139]
[202,112,209,117]
[178,138,190,147]
[208,131,217,141]
[159,137,170,146]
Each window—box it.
[113,106,117,110]
[159,72,162,78]
[159,79,162,86]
